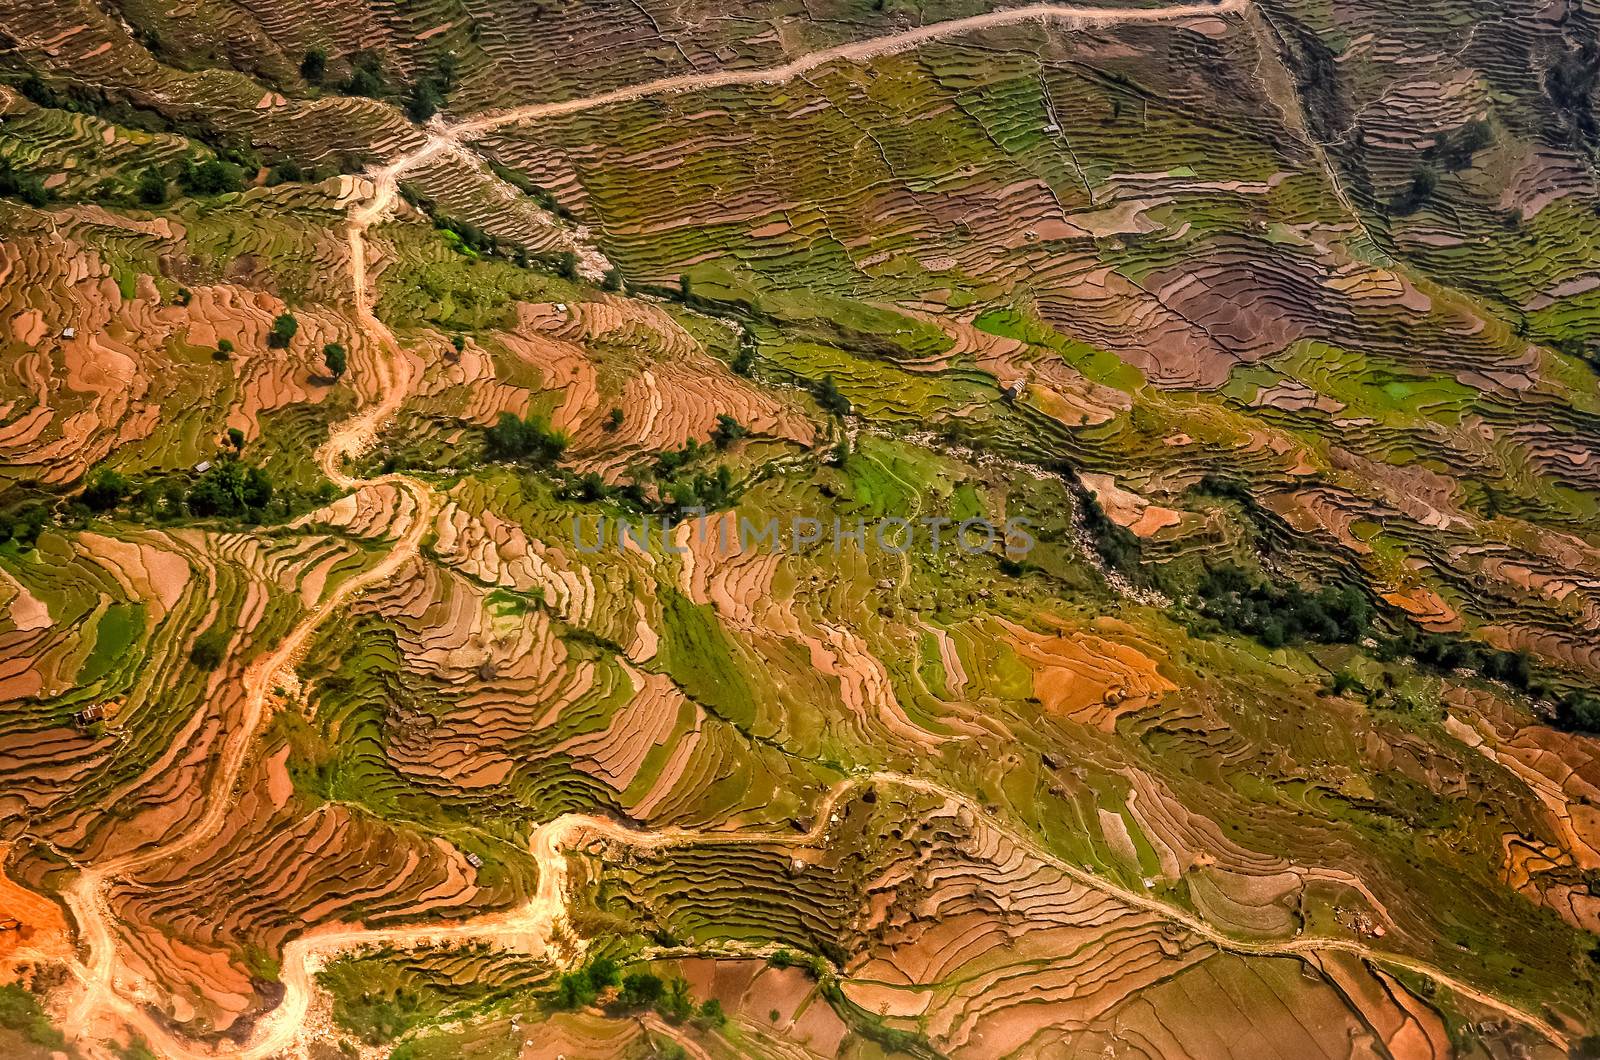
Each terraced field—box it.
[1,0,1599,1057]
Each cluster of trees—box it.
[485,411,568,466]
[342,51,387,98]
[186,459,274,518]
[1380,625,1600,735]
[0,160,50,207]
[550,956,724,1027]
[78,457,285,524]
[0,503,51,550]
[664,465,736,510]
[1431,118,1494,171]
[1193,563,1371,647]
[179,156,245,196]
[1547,37,1599,148]
[1075,486,1142,577]
[300,45,460,124]
[0,983,64,1050]
[406,52,459,122]
[1388,119,1495,215]
[1386,627,1532,684]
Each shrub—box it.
[604,407,624,432]
[227,427,245,450]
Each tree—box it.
[557,251,579,281]
[406,78,443,122]
[602,267,623,292]
[605,407,624,432]
[300,48,327,83]
[227,427,246,450]
[215,338,234,361]
[1388,164,1439,215]
[657,977,693,1022]
[189,627,228,670]
[268,313,298,349]
[710,414,746,449]
[322,342,347,379]
[814,374,850,417]
[137,166,167,205]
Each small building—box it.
[75,703,105,727]
[464,852,483,869]
[61,327,76,340]
[1001,379,1026,403]
[193,461,212,473]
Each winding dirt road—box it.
[55,0,1572,1055]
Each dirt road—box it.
[453,0,1246,135]
[54,0,1571,1054]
